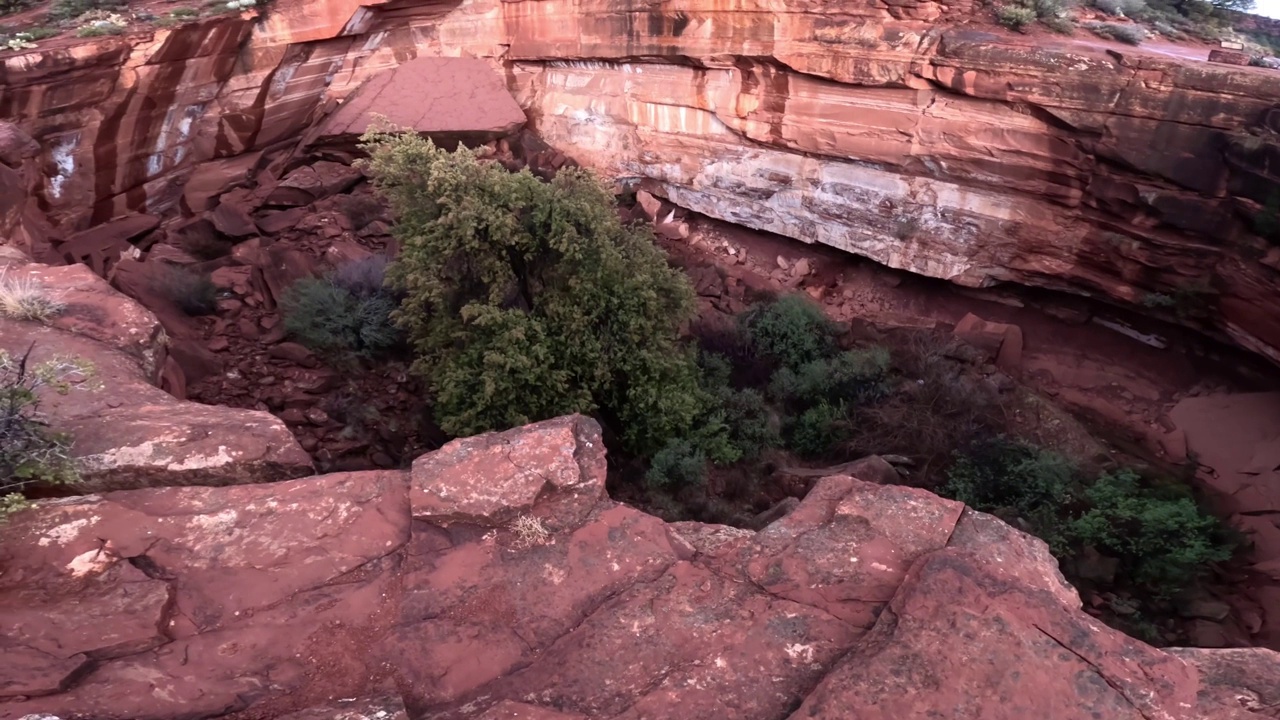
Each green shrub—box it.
[743,294,839,371]
[645,439,707,490]
[1070,470,1232,597]
[0,0,34,16]
[996,4,1037,30]
[170,6,199,16]
[1140,292,1176,309]
[769,345,891,408]
[1083,20,1146,43]
[1092,0,1147,15]
[47,0,122,21]
[281,265,400,359]
[787,401,847,458]
[20,26,59,39]
[940,438,1078,551]
[76,23,123,36]
[363,129,704,455]
[0,348,93,521]
[157,266,217,316]
[1042,14,1076,32]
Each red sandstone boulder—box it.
[0,308,311,492]
[954,312,1024,372]
[0,121,38,168]
[2,418,1279,719]
[312,57,526,149]
[410,414,607,527]
[1209,49,1252,66]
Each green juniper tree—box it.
[360,129,706,455]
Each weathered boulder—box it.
[0,263,311,490]
[2,417,1278,719]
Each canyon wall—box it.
[3,0,1280,362]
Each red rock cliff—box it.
[3,0,1280,363]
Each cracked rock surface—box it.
[2,415,1278,719]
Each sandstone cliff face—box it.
[3,414,1279,719]
[2,0,1280,364]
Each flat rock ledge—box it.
[1,415,1278,720]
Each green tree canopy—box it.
[360,129,706,454]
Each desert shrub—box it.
[1042,14,1076,32]
[363,129,705,455]
[19,26,59,39]
[171,6,199,16]
[843,332,1005,481]
[157,266,217,316]
[787,401,848,458]
[1151,20,1187,39]
[716,387,777,460]
[769,345,891,408]
[940,437,1079,551]
[281,267,400,359]
[645,439,707,490]
[0,0,34,16]
[996,4,1037,30]
[339,194,385,230]
[1140,292,1176,309]
[692,319,774,388]
[1092,0,1147,14]
[0,348,94,520]
[1083,20,1146,43]
[742,294,839,372]
[47,0,122,21]
[76,22,122,36]
[0,271,66,322]
[1070,470,1232,597]
[1033,0,1075,17]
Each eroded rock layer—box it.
[2,0,1280,364]
[3,415,1279,719]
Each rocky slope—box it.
[3,0,1280,365]
[3,413,1280,720]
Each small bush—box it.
[1152,20,1187,40]
[1083,21,1146,44]
[171,6,199,16]
[155,266,217,316]
[1042,14,1076,32]
[47,0,122,22]
[1071,470,1232,597]
[76,23,123,36]
[769,345,891,408]
[339,194,385,230]
[0,0,34,16]
[1140,292,1175,309]
[787,401,848,458]
[1091,0,1146,15]
[20,26,59,39]
[743,294,840,371]
[645,439,707,490]
[1033,0,1074,17]
[281,273,400,359]
[0,271,66,322]
[940,437,1078,551]
[0,347,93,520]
[996,5,1037,30]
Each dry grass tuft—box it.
[511,514,553,548]
[0,271,66,322]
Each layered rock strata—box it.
[3,0,1280,363]
[2,414,1279,719]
